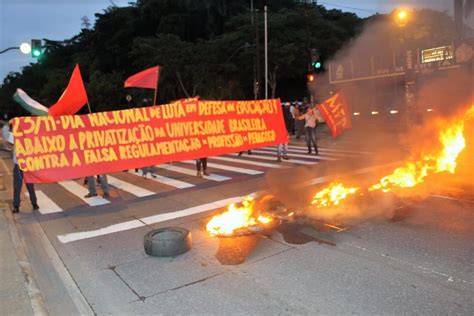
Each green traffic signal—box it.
[311,61,322,69]
[31,39,42,58]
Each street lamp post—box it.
[0,42,31,55]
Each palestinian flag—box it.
[13,89,49,116]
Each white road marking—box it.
[182,160,263,175]
[107,175,155,197]
[59,180,110,206]
[229,153,317,165]
[57,195,248,243]
[28,190,63,214]
[265,146,360,157]
[211,156,285,168]
[128,169,194,189]
[157,164,230,181]
[251,149,338,161]
[286,145,372,154]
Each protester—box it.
[276,132,290,162]
[297,103,319,155]
[196,158,210,177]
[2,123,38,213]
[238,150,252,156]
[289,102,296,135]
[294,101,307,140]
[84,175,110,198]
[141,166,157,179]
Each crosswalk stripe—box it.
[128,169,194,189]
[157,164,230,182]
[251,149,338,161]
[59,180,110,206]
[182,160,263,175]
[229,153,317,165]
[27,190,63,214]
[107,176,155,197]
[266,146,361,157]
[285,145,371,154]
[211,156,285,168]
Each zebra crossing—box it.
[27,145,370,214]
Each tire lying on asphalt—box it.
[144,227,192,257]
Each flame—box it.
[370,106,474,192]
[206,196,273,236]
[311,182,359,208]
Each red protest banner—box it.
[11,98,287,183]
[317,92,351,138]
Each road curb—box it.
[2,203,49,316]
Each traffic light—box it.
[310,48,323,71]
[307,72,315,82]
[31,39,42,58]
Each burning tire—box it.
[144,227,192,257]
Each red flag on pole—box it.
[49,64,89,117]
[317,92,351,138]
[124,66,160,89]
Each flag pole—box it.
[153,88,157,106]
[152,66,159,105]
[86,102,92,114]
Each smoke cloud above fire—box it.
[263,9,474,228]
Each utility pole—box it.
[255,7,261,100]
[264,4,268,99]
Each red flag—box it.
[317,92,351,138]
[124,66,160,89]
[49,64,88,117]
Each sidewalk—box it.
[0,150,45,315]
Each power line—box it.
[319,1,377,14]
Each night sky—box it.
[0,0,465,83]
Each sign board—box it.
[421,45,453,64]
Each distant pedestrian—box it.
[276,132,290,162]
[238,150,252,156]
[196,158,210,177]
[141,166,157,179]
[2,123,38,213]
[84,174,110,198]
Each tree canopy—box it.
[0,1,458,118]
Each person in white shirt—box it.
[297,104,319,155]
[2,123,38,213]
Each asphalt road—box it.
[1,125,473,315]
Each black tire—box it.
[144,227,192,257]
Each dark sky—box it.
[0,0,463,83]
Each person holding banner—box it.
[84,175,110,198]
[2,123,39,213]
[196,158,210,177]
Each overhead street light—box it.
[393,8,411,27]
[0,42,34,55]
[19,42,31,54]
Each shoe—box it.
[103,192,110,199]
[276,157,282,162]
[197,171,203,178]
[151,174,157,178]
[283,156,290,160]
[84,193,98,198]
[12,207,19,213]
[203,171,210,176]
[248,150,252,155]
[142,174,148,179]
[32,204,39,210]
[238,152,243,156]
